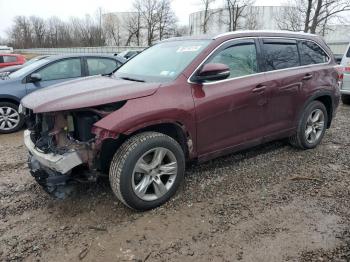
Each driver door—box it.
[25,58,83,94]
[192,39,271,157]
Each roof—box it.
[42,53,126,63]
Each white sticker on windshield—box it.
[176,46,202,53]
[160,71,170,76]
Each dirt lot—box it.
[1,104,350,262]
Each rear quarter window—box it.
[3,56,18,63]
[299,41,329,65]
[347,45,350,58]
[263,40,300,71]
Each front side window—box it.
[38,58,82,81]
[263,41,300,71]
[205,42,258,81]
[3,56,17,63]
[87,58,119,76]
[115,40,211,82]
[300,41,329,65]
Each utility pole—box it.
[99,7,102,46]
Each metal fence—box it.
[14,46,147,55]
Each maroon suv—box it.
[21,31,340,210]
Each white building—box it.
[189,6,350,54]
[189,6,292,35]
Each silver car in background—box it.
[340,43,350,104]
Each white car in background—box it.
[0,46,13,54]
[340,43,350,104]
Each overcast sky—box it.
[0,0,283,38]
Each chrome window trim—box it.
[187,36,332,86]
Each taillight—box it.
[335,65,344,81]
[344,66,350,74]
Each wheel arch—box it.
[300,91,335,128]
[0,95,21,106]
[97,121,194,173]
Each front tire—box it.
[0,102,24,134]
[289,101,328,150]
[109,132,185,211]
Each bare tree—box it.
[134,0,160,45]
[276,5,303,31]
[8,16,32,48]
[244,7,259,30]
[30,16,46,47]
[277,0,350,34]
[200,0,216,33]
[123,12,142,46]
[103,13,122,46]
[224,0,254,31]
[157,0,177,40]
[46,16,71,47]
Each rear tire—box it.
[289,101,328,150]
[0,102,24,134]
[341,94,350,105]
[109,132,185,211]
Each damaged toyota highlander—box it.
[21,31,341,210]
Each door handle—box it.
[302,73,313,80]
[252,84,266,93]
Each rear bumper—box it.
[24,130,83,174]
[340,74,350,95]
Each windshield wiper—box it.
[120,77,145,83]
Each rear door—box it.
[259,38,306,134]
[25,58,83,93]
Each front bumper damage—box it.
[24,130,90,199]
[24,130,83,174]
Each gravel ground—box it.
[0,104,350,262]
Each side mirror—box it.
[193,63,230,83]
[29,73,42,82]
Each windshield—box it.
[115,40,211,82]
[9,58,50,78]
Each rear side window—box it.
[87,58,119,76]
[3,56,17,63]
[38,58,82,81]
[263,40,300,71]
[299,41,329,65]
[206,41,258,80]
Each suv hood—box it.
[21,76,160,113]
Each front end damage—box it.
[22,104,122,198]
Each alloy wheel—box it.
[0,107,20,131]
[132,147,178,201]
[305,109,325,144]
